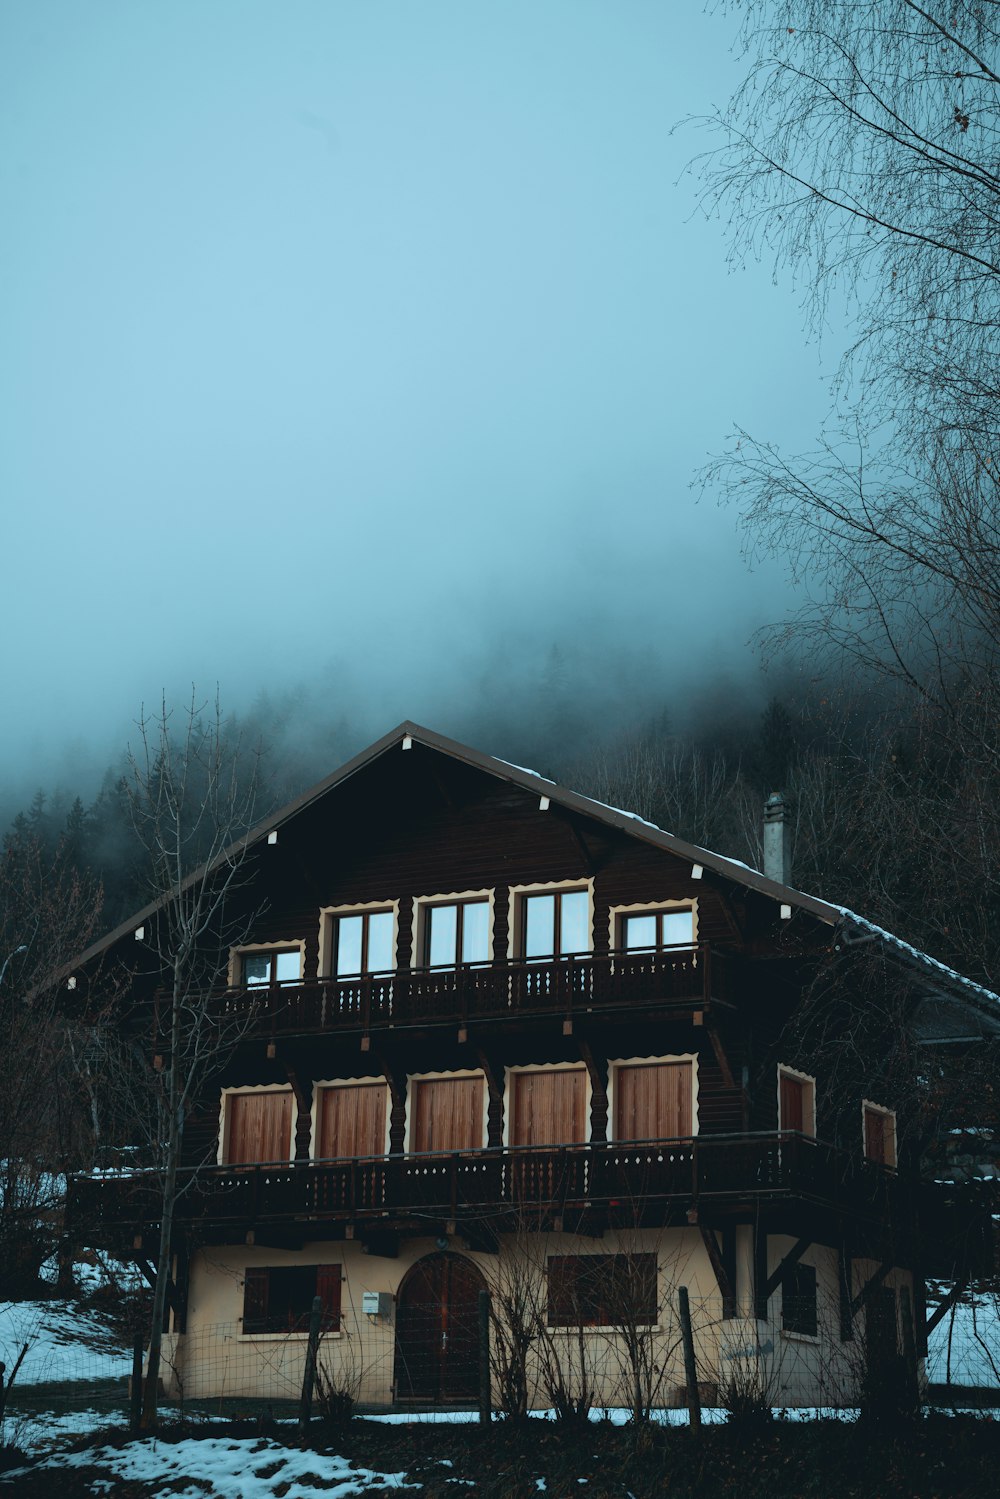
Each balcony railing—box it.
[69,1132,911,1235]
[168,944,738,1041]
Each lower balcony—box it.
[69,1133,928,1245]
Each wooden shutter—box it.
[315,1264,342,1330]
[511,1068,587,1146]
[614,1063,692,1140]
[226,1090,293,1164]
[242,1267,269,1334]
[317,1084,387,1159]
[779,1073,808,1134]
[411,1077,484,1153]
[864,1106,894,1165]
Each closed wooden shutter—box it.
[864,1106,894,1165]
[242,1267,269,1334]
[317,1084,387,1159]
[315,1264,343,1330]
[615,1062,693,1140]
[511,1068,587,1146]
[779,1073,810,1134]
[411,1077,484,1153]
[226,1090,293,1164]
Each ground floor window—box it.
[242,1263,341,1335]
[781,1262,817,1337]
[547,1253,657,1328]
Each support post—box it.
[478,1289,492,1423]
[298,1295,323,1434]
[899,1284,920,1414]
[678,1286,701,1432]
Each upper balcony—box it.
[164,944,741,1043]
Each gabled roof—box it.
[65,720,1000,1012]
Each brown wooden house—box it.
[64,723,995,1409]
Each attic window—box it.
[620,907,695,952]
[778,1067,816,1137]
[521,889,590,960]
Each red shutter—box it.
[243,1268,269,1334]
[779,1073,807,1134]
[315,1264,342,1330]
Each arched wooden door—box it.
[394,1252,486,1404]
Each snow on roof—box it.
[832,906,1000,1009]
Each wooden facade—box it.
[63,722,997,1408]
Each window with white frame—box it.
[618,906,695,952]
[422,898,490,968]
[240,948,302,989]
[521,888,590,960]
[329,909,395,978]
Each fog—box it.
[1,2,838,815]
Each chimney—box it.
[763,792,791,885]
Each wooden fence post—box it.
[678,1286,701,1432]
[478,1289,491,1423]
[130,1333,144,1432]
[298,1295,323,1434]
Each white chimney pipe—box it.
[763,792,792,885]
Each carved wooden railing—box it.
[158,944,739,1042]
[68,1132,914,1232]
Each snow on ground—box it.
[6,1435,415,1497]
[927,1295,1000,1388]
[0,1298,130,1384]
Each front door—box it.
[394,1252,485,1404]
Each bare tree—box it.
[0,832,107,1293]
[121,692,266,1429]
[696,3,1000,752]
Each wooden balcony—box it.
[69,1132,917,1240]
[169,944,740,1042]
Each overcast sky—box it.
[1,2,837,804]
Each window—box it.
[863,1103,897,1167]
[423,899,490,968]
[778,1067,816,1136]
[409,1075,484,1152]
[242,949,301,989]
[315,1082,387,1159]
[547,1254,657,1328]
[522,889,590,960]
[781,1262,817,1337]
[620,907,695,951]
[614,1060,695,1140]
[223,1088,294,1164]
[331,910,394,978]
[242,1264,341,1335]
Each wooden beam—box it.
[925,1279,968,1340]
[699,1225,736,1315]
[475,1047,504,1148]
[838,1235,854,1342]
[704,1019,736,1091]
[851,1261,893,1317]
[576,1035,609,1144]
[763,1237,811,1304]
[753,1219,768,1321]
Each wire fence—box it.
[3,1283,999,1454]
